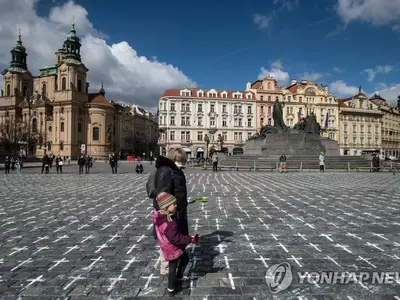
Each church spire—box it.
[61,16,82,62]
[99,82,105,96]
[10,27,28,71]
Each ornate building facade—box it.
[158,88,257,158]
[0,25,158,159]
[280,80,339,141]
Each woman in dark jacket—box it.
[152,148,188,275]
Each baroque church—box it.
[0,23,121,159]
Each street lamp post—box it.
[204,134,209,167]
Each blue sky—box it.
[1,0,400,108]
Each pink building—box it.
[246,77,283,131]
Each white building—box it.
[158,88,257,159]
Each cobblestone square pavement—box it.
[1,166,400,299]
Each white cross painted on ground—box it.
[357,256,377,268]
[63,275,85,290]
[146,224,153,230]
[215,218,220,230]
[95,243,108,253]
[278,243,289,253]
[142,274,159,289]
[228,273,239,289]
[11,258,33,271]
[346,232,362,240]
[80,235,93,244]
[320,233,333,241]
[32,246,49,255]
[328,222,339,228]
[305,223,315,229]
[334,244,353,254]
[48,258,69,271]
[122,257,136,271]
[242,234,251,241]
[255,255,270,268]
[223,256,234,269]
[325,256,341,267]
[54,225,66,233]
[77,224,89,231]
[33,236,49,244]
[127,244,138,254]
[101,224,112,231]
[288,255,303,267]
[123,224,132,231]
[372,233,388,240]
[20,275,45,292]
[63,245,79,255]
[52,235,68,243]
[106,274,126,291]
[8,246,28,256]
[297,233,307,240]
[309,243,321,252]
[216,244,227,254]
[83,256,104,271]
[271,234,279,241]
[108,234,120,242]
[249,243,257,253]
[137,234,146,243]
[366,242,385,252]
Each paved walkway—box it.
[0,169,399,299]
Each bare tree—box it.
[0,117,25,156]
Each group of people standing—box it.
[78,154,94,174]
[4,156,23,174]
[41,154,65,174]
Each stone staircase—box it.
[219,155,375,171]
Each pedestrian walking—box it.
[56,155,63,174]
[212,152,218,172]
[279,153,287,173]
[319,152,325,172]
[78,155,85,174]
[153,192,199,296]
[4,156,10,174]
[109,153,118,174]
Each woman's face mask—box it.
[175,162,185,169]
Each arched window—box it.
[42,83,47,96]
[60,141,64,151]
[61,77,66,90]
[6,84,10,96]
[23,86,27,98]
[93,127,100,141]
[60,122,65,132]
[32,118,38,133]
[77,79,82,92]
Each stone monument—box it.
[245,100,339,156]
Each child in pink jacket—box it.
[153,192,199,296]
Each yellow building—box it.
[280,80,339,141]
[0,25,158,159]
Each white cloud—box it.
[258,59,289,86]
[299,72,324,82]
[253,13,272,30]
[0,0,195,110]
[329,80,359,97]
[363,65,393,82]
[273,0,299,12]
[393,24,400,32]
[376,83,400,106]
[333,67,346,73]
[336,0,400,26]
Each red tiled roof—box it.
[250,80,262,89]
[88,93,114,107]
[337,99,348,108]
[287,84,298,93]
[160,88,254,100]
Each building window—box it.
[268,118,271,125]
[198,117,203,126]
[60,141,64,151]
[268,96,271,101]
[248,132,252,139]
[198,131,203,141]
[261,118,264,125]
[198,104,202,112]
[78,122,82,133]
[222,132,227,141]
[247,119,252,127]
[222,93,227,98]
[210,118,215,126]
[92,127,99,140]
[288,96,291,102]
[6,84,10,96]
[78,79,82,92]
[23,86,27,97]
[48,126,52,132]
[261,106,264,114]
[222,105,227,113]
[170,131,175,141]
[260,95,264,101]
[222,119,227,127]
[61,122,65,132]
[61,77,66,90]
[42,83,47,96]
[170,116,175,125]
[299,97,302,103]
[247,106,252,114]
[32,118,38,133]
[210,104,215,113]
[246,94,252,99]
[170,103,175,111]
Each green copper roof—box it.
[39,65,57,76]
[1,66,29,75]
